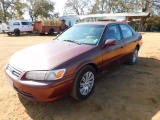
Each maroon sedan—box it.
[5,22,142,102]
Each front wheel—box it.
[127,48,138,65]
[71,65,96,100]
[7,32,12,35]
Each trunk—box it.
[142,0,150,12]
[3,10,7,23]
[30,15,34,22]
[1,0,7,22]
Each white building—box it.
[60,12,149,28]
[59,15,79,27]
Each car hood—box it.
[9,40,95,71]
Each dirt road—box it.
[0,33,160,120]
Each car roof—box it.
[9,20,31,22]
[76,21,125,26]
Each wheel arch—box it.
[75,62,98,76]
[14,28,20,31]
[136,44,140,51]
[49,28,54,32]
[86,63,98,74]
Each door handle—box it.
[121,46,124,48]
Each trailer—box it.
[33,19,68,35]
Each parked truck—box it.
[33,19,68,35]
[5,20,33,36]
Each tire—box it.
[71,65,96,100]
[7,32,12,35]
[48,28,54,35]
[127,48,138,65]
[14,29,20,36]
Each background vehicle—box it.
[1,23,9,33]
[33,19,68,35]
[6,20,33,36]
[0,20,2,33]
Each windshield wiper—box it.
[63,40,81,45]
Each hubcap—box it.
[79,71,94,95]
[133,50,138,63]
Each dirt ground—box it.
[0,33,160,120]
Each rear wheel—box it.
[48,28,54,35]
[127,48,138,65]
[14,29,20,36]
[71,65,96,100]
[7,32,12,35]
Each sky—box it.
[52,0,67,15]
[23,0,67,20]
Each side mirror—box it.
[105,39,117,46]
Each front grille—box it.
[6,64,23,78]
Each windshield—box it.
[57,24,105,45]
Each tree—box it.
[88,0,104,14]
[88,0,160,14]
[0,5,2,20]
[11,0,27,20]
[132,0,160,14]
[0,0,26,22]
[64,0,89,15]
[26,0,55,21]
[0,0,12,22]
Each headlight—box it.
[25,69,66,81]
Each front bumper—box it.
[5,66,74,102]
[4,30,9,33]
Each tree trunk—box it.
[1,0,7,22]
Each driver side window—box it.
[105,25,121,41]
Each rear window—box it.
[119,24,133,38]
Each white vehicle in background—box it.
[0,20,2,33]
[6,20,33,36]
[1,23,9,33]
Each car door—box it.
[21,22,33,32]
[11,22,21,32]
[102,24,124,69]
[21,22,29,32]
[119,24,137,59]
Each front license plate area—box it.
[7,77,13,88]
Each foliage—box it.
[64,0,89,15]
[26,0,55,21]
[64,0,160,15]
[0,0,56,22]
[146,16,160,31]
[0,0,160,24]
[0,0,26,22]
